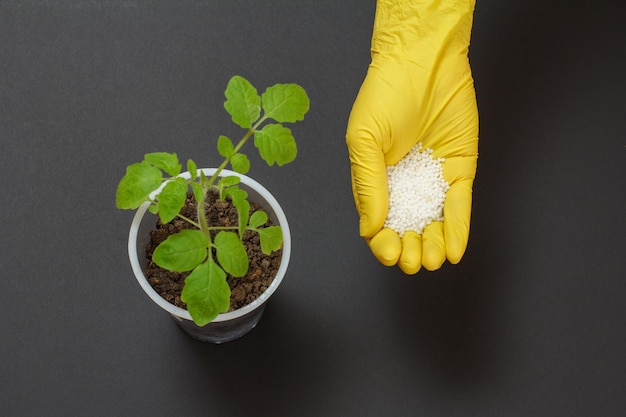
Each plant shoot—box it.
[116,76,309,325]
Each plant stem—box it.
[197,191,212,244]
[176,213,200,228]
[198,122,263,244]
[206,127,255,186]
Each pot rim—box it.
[127,168,291,323]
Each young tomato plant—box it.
[116,75,309,325]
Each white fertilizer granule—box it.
[384,142,450,237]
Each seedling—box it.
[116,75,309,325]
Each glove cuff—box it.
[372,0,476,61]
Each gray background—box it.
[1,1,624,416]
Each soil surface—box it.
[144,190,282,312]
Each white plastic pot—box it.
[127,168,291,343]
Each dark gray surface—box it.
[1,1,624,416]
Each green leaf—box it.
[261,83,310,123]
[227,186,248,204]
[230,153,250,174]
[144,152,182,177]
[199,171,211,190]
[257,226,283,254]
[214,231,248,277]
[181,259,231,326]
[226,187,249,237]
[217,135,235,158]
[254,123,297,166]
[116,161,163,209]
[153,229,208,272]
[248,210,268,229]
[218,175,241,188]
[218,176,241,200]
[187,159,197,180]
[224,76,261,129]
[156,177,188,224]
[191,182,204,204]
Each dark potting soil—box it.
[144,190,282,312]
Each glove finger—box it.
[399,231,422,275]
[348,151,388,239]
[444,178,473,264]
[368,228,401,266]
[346,115,388,239]
[441,155,476,264]
[422,221,446,271]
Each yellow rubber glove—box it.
[346,0,479,274]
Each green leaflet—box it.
[226,186,249,237]
[144,152,182,177]
[181,259,231,326]
[156,177,188,224]
[218,176,241,200]
[254,124,297,166]
[116,161,163,209]
[217,135,235,158]
[152,229,208,272]
[191,182,204,204]
[262,83,310,123]
[218,175,241,188]
[214,231,248,277]
[224,76,261,129]
[248,210,268,229]
[256,226,283,254]
[187,159,198,180]
[230,153,250,174]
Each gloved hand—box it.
[346,0,479,274]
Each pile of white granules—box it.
[384,142,450,237]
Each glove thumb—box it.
[346,123,388,238]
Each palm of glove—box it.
[346,3,478,274]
